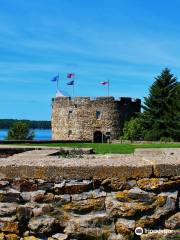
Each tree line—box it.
[0,119,51,129]
[123,68,180,142]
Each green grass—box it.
[24,142,180,154]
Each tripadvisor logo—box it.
[135,227,144,235]
[135,227,180,238]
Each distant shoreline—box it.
[0,128,52,141]
[0,119,51,129]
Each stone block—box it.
[106,192,156,218]
[115,187,156,203]
[101,178,134,192]
[11,180,37,192]
[32,204,54,217]
[65,223,113,240]
[108,233,132,240]
[165,212,180,229]
[30,190,46,202]
[63,180,93,194]
[153,156,180,177]
[53,182,65,194]
[37,180,54,191]
[5,234,20,240]
[28,216,56,235]
[153,191,178,218]
[54,194,70,206]
[0,203,17,217]
[71,190,106,202]
[137,178,165,191]
[115,218,135,235]
[136,191,179,227]
[64,197,106,214]
[0,219,19,234]
[24,237,41,240]
[0,181,9,188]
[0,233,5,240]
[0,189,21,203]
[135,216,157,229]
[137,178,180,191]
[16,206,32,222]
[51,233,68,240]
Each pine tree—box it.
[142,68,180,141]
[6,121,34,140]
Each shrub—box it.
[6,121,34,140]
[123,117,144,142]
[160,137,174,143]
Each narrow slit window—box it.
[96,110,101,120]
[68,130,72,137]
[68,110,73,119]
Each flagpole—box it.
[108,80,109,97]
[57,74,59,91]
[67,73,75,98]
[72,78,75,98]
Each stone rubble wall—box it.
[0,176,179,240]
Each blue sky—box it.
[1,0,180,120]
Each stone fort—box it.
[51,96,141,142]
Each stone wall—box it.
[0,176,179,240]
[51,97,141,141]
[0,147,179,239]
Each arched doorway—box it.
[93,131,103,143]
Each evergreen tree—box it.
[142,68,180,141]
[123,116,144,142]
[6,121,34,140]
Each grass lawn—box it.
[25,142,180,154]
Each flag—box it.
[51,75,59,82]
[100,81,109,85]
[67,80,74,85]
[67,73,75,78]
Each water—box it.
[0,129,52,140]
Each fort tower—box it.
[51,96,141,142]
